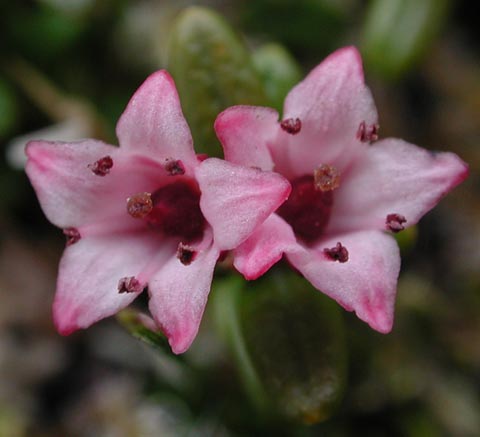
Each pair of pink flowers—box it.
[26,47,468,354]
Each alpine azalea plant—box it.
[25,71,290,353]
[215,47,468,333]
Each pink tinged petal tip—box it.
[329,139,469,234]
[275,46,378,178]
[214,106,278,171]
[280,118,302,134]
[234,214,298,280]
[53,232,163,335]
[88,155,113,176]
[116,70,196,168]
[148,236,219,354]
[287,230,400,334]
[196,158,291,250]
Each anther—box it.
[88,156,113,176]
[118,276,143,293]
[127,192,153,218]
[63,227,81,246]
[314,164,340,191]
[176,243,197,266]
[324,242,349,263]
[164,158,185,176]
[280,118,302,134]
[386,213,407,233]
[357,121,379,143]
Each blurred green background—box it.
[0,1,479,436]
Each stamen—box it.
[386,213,407,232]
[63,227,81,246]
[118,276,143,293]
[88,156,113,176]
[314,164,340,191]
[176,242,197,266]
[357,121,379,142]
[164,158,185,176]
[280,118,302,134]
[127,192,153,218]
[324,242,349,263]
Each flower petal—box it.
[328,139,469,233]
[234,214,298,280]
[26,139,167,231]
[116,70,196,170]
[196,158,291,250]
[272,46,378,178]
[287,230,400,333]
[214,105,279,170]
[53,231,165,335]
[148,234,220,354]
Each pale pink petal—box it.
[272,46,378,178]
[196,158,291,250]
[148,233,220,354]
[234,214,298,280]
[287,230,400,333]
[116,70,197,170]
[53,231,165,335]
[26,139,167,230]
[328,139,469,233]
[214,105,279,170]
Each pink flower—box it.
[214,47,468,333]
[26,71,290,353]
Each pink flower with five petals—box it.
[26,71,290,353]
[215,47,468,333]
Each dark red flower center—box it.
[128,179,205,242]
[276,174,334,244]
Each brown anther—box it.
[164,158,185,176]
[324,242,349,263]
[357,121,379,142]
[386,213,407,233]
[127,192,153,218]
[280,118,302,134]
[63,227,81,246]
[118,276,143,293]
[88,156,113,176]
[176,243,197,266]
[314,164,340,191]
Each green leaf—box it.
[116,308,170,354]
[166,7,267,157]
[214,270,347,424]
[252,43,302,113]
[362,0,451,79]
